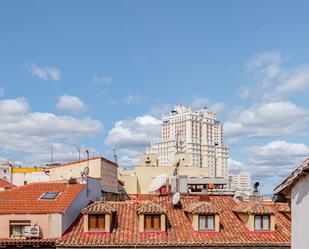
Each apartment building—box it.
[0,179,101,239]
[11,167,50,186]
[229,172,252,195]
[47,157,119,194]
[0,163,12,182]
[146,104,229,178]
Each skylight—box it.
[40,192,59,200]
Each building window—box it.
[9,220,31,237]
[40,192,59,200]
[88,214,105,231]
[198,215,214,231]
[144,214,161,232]
[254,215,270,231]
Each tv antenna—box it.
[113,147,117,163]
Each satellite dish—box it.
[84,167,89,176]
[172,192,180,205]
[148,173,168,193]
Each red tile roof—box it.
[137,201,167,214]
[233,201,275,215]
[0,178,16,189]
[82,202,117,214]
[184,201,220,214]
[0,182,85,214]
[60,195,290,247]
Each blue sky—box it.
[1,1,309,193]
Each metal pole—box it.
[86,150,89,198]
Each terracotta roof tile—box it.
[60,195,290,247]
[0,179,16,189]
[184,201,220,214]
[137,201,167,214]
[232,201,275,215]
[82,202,117,214]
[0,182,85,214]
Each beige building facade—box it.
[47,157,118,193]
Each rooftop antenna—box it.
[85,150,90,198]
[73,144,81,161]
[50,144,53,164]
[113,147,118,164]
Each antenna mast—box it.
[113,147,117,163]
[50,144,53,164]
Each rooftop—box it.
[0,182,85,214]
[0,178,16,189]
[46,156,117,169]
[60,195,290,247]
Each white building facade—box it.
[147,104,229,178]
[229,173,251,195]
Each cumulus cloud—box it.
[56,95,87,113]
[240,52,309,100]
[249,140,309,179]
[27,63,61,81]
[229,159,248,174]
[0,97,102,164]
[105,114,161,167]
[191,97,209,109]
[105,115,161,148]
[224,101,308,139]
[150,104,171,117]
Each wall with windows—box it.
[0,213,60,238]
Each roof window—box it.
[40,192,59,200]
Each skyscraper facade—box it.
[147,104,229,178]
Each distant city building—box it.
[0,163,12,182]
[146,104,229,178]
[229,172,251,196]
[11,167,49,186]
[46,156,119,194]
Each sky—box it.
[0,1,309,194]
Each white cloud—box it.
[224,101,308,139]
[229,159,248,174]
[0,97,102,164]
[92,75,113,85]
[191,97,209,109]
[241,52,309,100]
[150,104,171,117]
[56,95,87,113]
[105,115,161,148]
[27,63,61,81]
[249,140,309,179]
[0,87,5,96]
[105,114,161,167]
[209,102,225,114]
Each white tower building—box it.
[147,104,229,178]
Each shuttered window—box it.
[88,215,105,231]
[144,215,161,232]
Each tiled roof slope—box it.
[184,201,220,214]
[233,201,275,215]
[60,195,290,247]
[0,178,16,189]
[82,202,117,214]
[137,201,167,214]
[0,182,85,214]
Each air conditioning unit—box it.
[24,224,41,239]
